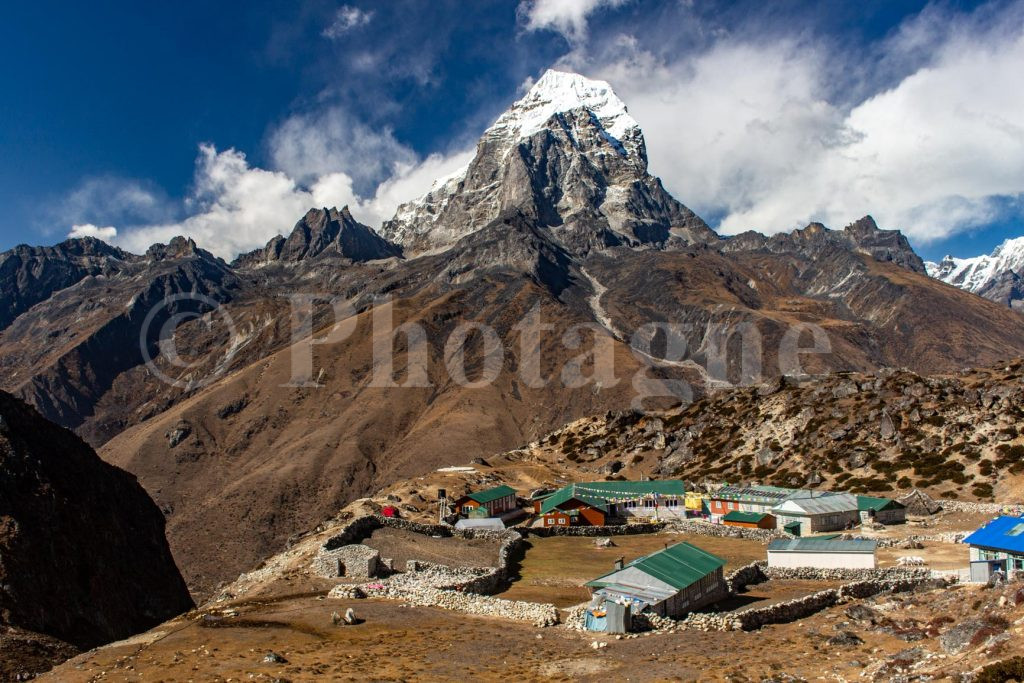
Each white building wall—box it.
[767,550,876,569]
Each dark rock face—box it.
[722,215,926,274]
[0,237,238,444]
[235,206,400,267]
[0,391,193,658]
[0,237,129,332]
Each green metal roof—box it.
[857,495,905,512]
[587,542,726,591]
[539,485,610,515]
[539,480,685,515]
[464,485,516,504]
[722,510,772,524]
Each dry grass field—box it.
[499,532,769,607]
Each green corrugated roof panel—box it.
[857,495,905,512]
[466,485,516,504]
[613,541,725,590]
[722,510,771,524]
[539,480,684,515]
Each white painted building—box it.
[767,538,877,569]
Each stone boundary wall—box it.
[666,519,784,542]
[843,531,970,547]
[679,569,936,632]
[939,500,1024,516]
[319,515,559,624]
[762,566,932,582]
[725,562,769,593]
[329,582,558,626]
[521,523,666,538]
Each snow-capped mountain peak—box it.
[381,69,711,254]
[487,70,640,149]
[927,236,1024,293]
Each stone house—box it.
[313,543,381,579]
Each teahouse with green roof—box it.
[453,485,517,518]
[586,541,728,617]
[537,480,687,527]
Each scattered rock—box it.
[827,631,864,647]
[263,652,288,664]
[940,617,1009,654]
[165,421,192,448]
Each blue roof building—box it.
[963,516,1024,581]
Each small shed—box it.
[312,543,381,578]
[897,489,942,516]
[722,510,776,529]
[584,596,632,633]
[586,542,727,618]
[767,537,877,569]
[857,496,907,525]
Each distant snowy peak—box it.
[486,70,641,152]
[927,236,1024,293]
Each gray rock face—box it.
[722,215,926,274]
[0,237,129,332]
[236,207,400,266]
[381,70,715,256]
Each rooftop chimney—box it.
[614,557,624,570]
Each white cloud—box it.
[268,106,417,193]
[518,0,627,44]
[67,224,118,241]
[574,3,1024,243]
[94,142,473,260]
[322,5,373,39]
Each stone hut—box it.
[313,543,381,579]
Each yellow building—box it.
[684,491,705,513]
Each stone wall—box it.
[939,500,1024,516]
[844,531,970,547]
[319,514,556,624]
[666,519,783,542]
[522,522,666,538]
[680,569,937,632]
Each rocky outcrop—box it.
[0,237,129,332]
[234,207,400,267]
[0,391,193,674]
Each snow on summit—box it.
[488,70,640,145]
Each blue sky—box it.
[1,0,1022,262]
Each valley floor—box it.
[44,580,1024,682]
